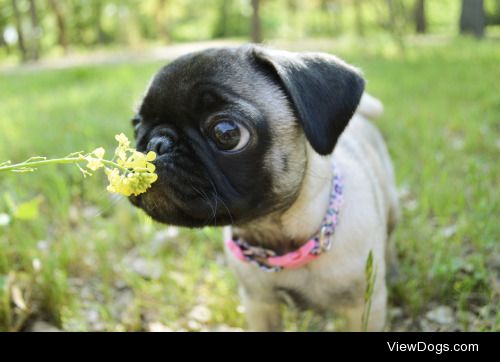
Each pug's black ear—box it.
[251,46,365,155]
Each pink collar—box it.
[226,162,343,272]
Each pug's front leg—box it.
[240,289,282,331]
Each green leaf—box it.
[13,196,43,221]
[365,250,374,280]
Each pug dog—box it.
[129,45,400,331]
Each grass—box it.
[0,36,499,331]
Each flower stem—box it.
[0,157,130,173]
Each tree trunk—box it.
[93,0,106,44]
[460,0,485,38]
[155,0,170,42]
[386,0,406,53]
[213,0,229,38]
[0,34,11,54]
[415,0,426,34]
[72,0,85,45]
[353,0,365,36]
[251,0,262,43]
[11,0,28,62]
[287,0,299,37]
[28,0,40,60]
[47,0,69,54]
[387,0,397,30]
[332,0,343,35]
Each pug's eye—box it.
[209,121,250,152]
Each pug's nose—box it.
[147,128,178,156]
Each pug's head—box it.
[129,45,364,227]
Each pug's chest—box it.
[270,272,365,312]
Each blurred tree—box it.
[213,0,230,38]
[47,0,68,54]
[460,0,485,38]
[353,0,365,36]
[0,27,6,52]
[3,0,492,64]
[213,0,249,39]
[318,0,343,36]
[28,0,40,60]
[251,0,262,43]
[11,0,27,62]
[414,0,426,33]
[288,0,298,15]
[0,35,7,54]
[0,1,10,54]
[331,0,344,36]
[155,0,170,43]
[70,0,88,45]
[287,0,299,37]
[385,0,408,52]
[486,0,500,25]
[70,0,80,44]
[91,0,105,44]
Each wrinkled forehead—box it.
[154,50,249,92]
[140,49,267,112]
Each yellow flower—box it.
[115,133,130,162]
[115,133,130,148]
[93,147,105,159]
[104,134,158,197]
[124,151,156,171]
[105,169,158,197]
[106,169,124,195]
[86,159,103,171]
[83,147,106,171]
